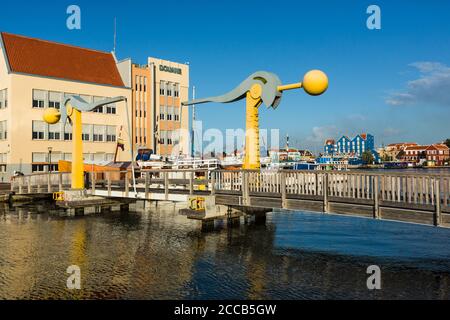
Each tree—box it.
[445,139,450,148]
[362,151,375,165]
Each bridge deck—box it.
[10,169,450,228]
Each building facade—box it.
[324,133,376,157]
[0,32,132,181]
[117,57,190,158]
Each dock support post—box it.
[58,173,63,192]
[242,171,250,206]
[435,178,441,227]
[189,171,194,195]
[211,171,216,195]
[91,171,96,195]
[27,176,31,194]
[125,171,129,197]
[107,172,111,197]
[323,173,329,213]
[281,171,287,208]
[164,172,169,201]
[145,172,149,199]
[47,173,51,193]
[374,175,380,219]
[18,177,23,194]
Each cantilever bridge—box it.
[10,169,450,228]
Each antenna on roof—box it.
[113,17,117,55]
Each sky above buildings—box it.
[1,0,449,153]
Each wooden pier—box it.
[10,169,450,227]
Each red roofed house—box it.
[425,144,450,166]
[0,32,132,180]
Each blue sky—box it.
[1,0,449,153]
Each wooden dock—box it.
[10,169,450,228]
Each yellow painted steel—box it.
[189,197,205,211]
[43,103,84,189]
[69,105,85,190]
[53,192,65,201]
[277,82,303,92]
[243,84,263,170]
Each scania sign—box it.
[159,65,182,75]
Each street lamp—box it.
[48,146,53,173]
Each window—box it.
[32,164,46,172]
[106,126,116,142]
[49,91,62,109]
[106,103,116,114]
[93,97,104,113]
[144,77,147,92]
[48,123,61,140]
[93,125,105,142]
[0,121,6,140]
[160,81,166,95]
[159,130,167,145]
[174,107,180,121]
[167,83,172,96]
[32,121,45,140]
[0,153,7,173]
[32,153,47,172]
[160,105,166,120]
[82,124,92,141]
[167,130,173,145]
[167,106,173,121]
[93,153,106,162]
[174,84,180,97]
[64,125,72,141]
[32,90,46,108]
[0,89,7,109]
[172,130,180,145]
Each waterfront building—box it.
[117,57,189,158]
[269,148,315,163]
[0,32,132,180]
[324,139,335,155]
[399,143,449,166]
[425,144,450,166]
[324,133,377,160]
[336,136,351,154]
[400,145,427,163]
[379,142,418,161]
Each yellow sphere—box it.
[303,70,329,96]
[43,108,61,124]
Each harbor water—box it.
[0,201,449,300]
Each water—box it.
[0,201,449,300]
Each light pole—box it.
[48,147,53,173]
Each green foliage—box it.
[445,139,450,148]
[362,151,375,165]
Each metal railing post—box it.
[323,173,329,213]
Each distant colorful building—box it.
[400,143,450,166]
[324,133,377,159]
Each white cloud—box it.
[305,125,339,145]
[386,62,450,107]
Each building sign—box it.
[159,65,182,75]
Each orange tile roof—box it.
[1,32,124,87]
[405,145,429,151]
[427,144,450,151]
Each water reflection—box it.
[0,202,449,300]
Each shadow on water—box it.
[0,201,449,300]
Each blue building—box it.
[323,133,378,162]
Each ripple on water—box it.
[0,202,449,300]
